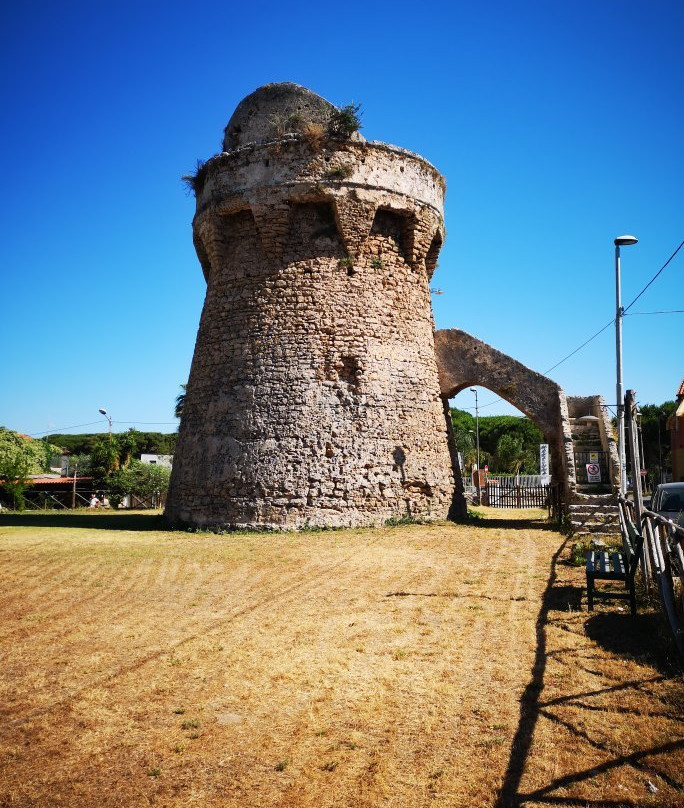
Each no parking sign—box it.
[586,463,601,483]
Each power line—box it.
[540,239,683,376]
[113,420,178,426]
[543,318,614,374]
[29,419,178,437]
[456,317,614,411]
[29,420,103,437]
[623,239,684,313]
[625,309,684,316]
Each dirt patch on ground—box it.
[0,509,681,807]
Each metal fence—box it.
[18,489,165,510]
[486,474,545,487]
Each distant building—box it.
[667,379,684,482]
[140,454,173,469]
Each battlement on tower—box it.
[193,139,445,276]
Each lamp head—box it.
[98,408,108,416]
[469,388,477,393]
[614,235,638,247]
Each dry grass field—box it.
[0,508,682,808]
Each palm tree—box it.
[174,384,187,420]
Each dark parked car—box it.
[649,482,684,526]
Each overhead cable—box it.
[623,239,684,313]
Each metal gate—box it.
[485,482,550,508]
[574,450,609,486]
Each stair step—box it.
[570,505,619,515]
[570,521,619,531]
[574,531,622,542]
[573,494,617,505]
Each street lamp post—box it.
[98,408,113,442]
[470,387,480,504]
[614,234,638,495]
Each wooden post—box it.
[625,391,644,523]
[625,389,650,583]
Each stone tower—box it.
[165,83,455,529]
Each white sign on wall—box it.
[539,444,550,484]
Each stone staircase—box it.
[569,493,621,544]
[569,417,603,452]
[569,413,612,495]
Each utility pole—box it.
[614,234,638,494]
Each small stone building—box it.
[165,84,455,529]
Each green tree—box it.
[494,434,525,473]
[450,408,543,473]
[174,384,187,420]
[49,431,177,456]
[635,399,677,488]
[90,436,122,481]
[117,429,139,468]
[0,428,40,510]
[63,453,91,477]
[90,429,140,484]
[107,460,171,507]
[0,452,32,510]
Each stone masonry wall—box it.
[165,85,455,529]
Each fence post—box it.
[625,389,651,582]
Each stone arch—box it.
[434,329,575,506]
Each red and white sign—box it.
[586,463,601,483]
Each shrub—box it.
[328,103,362,138]
[303,121,326,150]
[325,163,354,181]
[181,159,209,198]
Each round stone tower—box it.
[165,83,455,529]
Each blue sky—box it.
[1,0,682,436]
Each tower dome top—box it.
[223,83,337,151]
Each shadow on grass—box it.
[0,511,168,532]
[585,611,681,676]
[494,537,567,808]
[495,538,683,807]
[457,516,559,531]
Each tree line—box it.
[450,409,545,474]
[451,397,676,484]
[48,431,178,456]
[0,427,173,510]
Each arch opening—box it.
[450,386,552,484]
[434,328,576,511]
